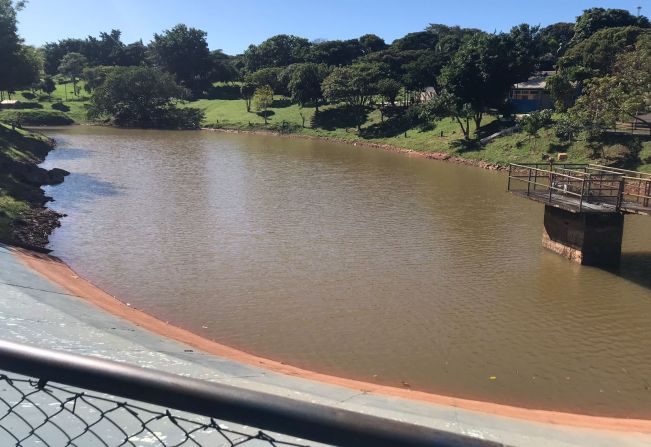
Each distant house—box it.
[420,86,436,102]
[509,71,555,113]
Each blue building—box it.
[509,71,555,113]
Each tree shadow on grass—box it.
[272,99,292,108]
[548,142,571,153]
[312,105,368,131]
[450,138,482,152]
[256,110,275,119]
[359,115,412,138]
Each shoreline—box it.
[15,245,651,434]
[200,126,506,172]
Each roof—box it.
[0,100,19,105]
[512,71,556,90]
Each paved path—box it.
[1,244,650,447]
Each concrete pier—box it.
[542,205,624,267]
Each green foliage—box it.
[376,78,401,106]
[322,62,385,107]
[240,82,255,112]
[244,34,311,72]
[559,27,649,80]
[287,63,329,110]
[520,109,553,136]
[573,8,649,43]
[40,76,56,98]
[0,110,74,125]
[253,85,274,124]
[150,24,212,96]
[545,73,576,111]
[553,115,581,142]
[568,37,651,137]
[88,66,203,128]
[58,52,88,97]
[245,67,284,93]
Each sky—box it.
[16,0,648,55]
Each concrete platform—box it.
[1,244,650,446]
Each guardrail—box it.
[507,163,624,212]
[0,340,501,447]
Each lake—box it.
[41,126,651,417]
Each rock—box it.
[47,168,70,185]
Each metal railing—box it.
[507,163,622,212]
[0,340,501,447]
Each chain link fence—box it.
[0,374,312,447]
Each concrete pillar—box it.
[541,205,624,267]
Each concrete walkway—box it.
[1,244,650,446]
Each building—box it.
[509,71,555,113]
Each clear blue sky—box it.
[17,0,648,55]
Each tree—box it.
[40,76,55,99]
[88,66,203,128]
[437,33,533,137]
[150,24,212,96]
[520,109,553,137]
[573,8,649,43]
[82,65,114,93]
[306,39,363,66]
[287,63,329,110]
[58,52,87,98]
[210,49,239,83]
[559,26,648,80]
[253,85,274,124]
[545,73,576,111]
[243,34,310,72]
[417,90,475,140]
[568,36,651,137]
[358,34,386,54]
[376,78,401,106]
[322,62,385,107]
[0,0,34,98]
[245,67,284,92]
[240,82,255,112]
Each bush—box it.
[51,102,70,112]
[0,110,74,126]
[21,91,36,100]
[520,109,553,137]
[602,144,636,166]
[554,116,581,142]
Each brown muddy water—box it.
[40,126,651,417]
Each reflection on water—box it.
[41,126,651,418]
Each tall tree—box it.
[149,24,212,96]
[437,32,534,137]
[88,66,203,128]
[243,34,310,72]
[573,8,650,43]
[58,52,88,97]
[288,63,329,110]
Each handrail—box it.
[0,340,499,447]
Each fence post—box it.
[616,177,625,211]
[527,167,532,196]
[507,164,512,191]
[549,173,554,202]
[579,177,585,213]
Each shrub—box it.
[554,116,581,142]
[51,102,70,112]
[520,109,553,137]
[21,91,36,100]
[0,110,74,126]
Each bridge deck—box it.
[507,163,651,216]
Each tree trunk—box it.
[473,112,483,135]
